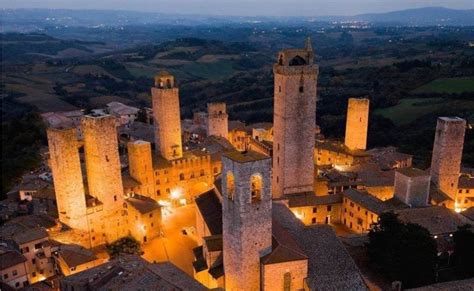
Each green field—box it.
[414,77,474,93]
[180,60,236,80]
[375,98,445,125]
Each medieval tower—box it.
[128,140,155,198]
[207,102,229,139]
[345,98,370,151]
[82,114,126,242]
[151,72,183,160]
[272,38,318,198]
[47,127,88,231]
[222,150,272,290]
[430,117,466,201]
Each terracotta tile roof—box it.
[396,206,470,235]
[195,189,222,235]
[0,251,27,270]
[396,167,429,178]
[287,193,343,208]
[203,234,222,252]
[126,194,161,214]
[343,189,387,214]
[461,207,474,222]
[262,221,307,265]
[429,185,453,204]
[272,202,368,290]
[458,175,474,189]
[58,244,98,268]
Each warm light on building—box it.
[171,188,183,200]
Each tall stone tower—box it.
[47,127,88,231]
[430,117,466,201]
[128,140,154,198]
[207,102,228,139]
[82,114,126,242]
[151,72,183,160]
[345,98,370,151]
[272,38,318,198]
[222,150,272,291]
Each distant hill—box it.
[319,7,474,26]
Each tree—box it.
[453,224,474,278]
[367,212,437,288]
[106,236,143,258]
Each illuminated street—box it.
[142,204,198,276]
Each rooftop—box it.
[203,234,223,252]
[287,193,343,208]
[272,202,368,290]
[58,244,98,268]
[12,227,48,245]
[195,189,222,235]
[223,150,270,163]
[126,194,161,214]
[0,251,27,270]
[396,206,470,235]
[458,175,474,189]
[461,207,474,222]
[61,255,207,290]
[396,167,429,178]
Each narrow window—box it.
[283,272,291,291]
[251,174,263,202]
[299,86,304,93]
[227,172,235,200]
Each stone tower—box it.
[128,140,154,198]
[272,38,318,198]
[82,114,126,242]
[151,72,183,160]
[345,98,370,151]
[47,127,88,231]
[394,168,430,207]
[207,102,229,139]
[430,117,466,201]
[222,150,272,291]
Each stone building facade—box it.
[127,140,155,197]
[344,98,370,151]
[222,150,272,291]
[430,117,466,203]
[207,102,228,139]
[272,39,318,198]
[46,127,88,231]
[82,114,128,243]
[151,72,183,160]
[394,168,430,207]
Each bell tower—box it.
[222,150,272,291]
[272,38,318,198]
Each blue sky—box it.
[2,0,473,16]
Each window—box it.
[179,173,185,181]
[114,195,117,202]
[279,86,282,92]
[4,274,8,279]
[32,272,36,277]
[32,258,36,264]
[21,247,30,254]
[16,282,20,287]
[156,190,161,196]
[283,272,291,291]
[226,172,235,200]
[312,207,317,213]
[34,243,42,250]
[251,174,263,202]
[156,180,160,185]
[200,169,205,176]
[12,270,18,276]
[299,86,304,93]
[327,205,332,211]
[213,167,218,174]
[149,213,153,218]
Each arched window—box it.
[289,55,307,66]
[226,171,235,200]
[251,174,263,202]
[166,78,171,88]
[278,55,283,65]
[179,173,185,181]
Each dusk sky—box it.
[2,0,474,16]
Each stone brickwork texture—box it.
[207,102,229,138]
[272,44,318,198]
[345,98,370,151]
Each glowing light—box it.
[434,235,438,239]
[292,210,303,220]
[170,188,183,199]
[158,200,171,207]
[137,223,146,233]
[179,198,187,205]
[454,208,462,213]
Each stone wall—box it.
[151,74,183,160]
[273,47,318,198]
[262,260,308,291]
[345,98,370,151]
[222,152,272,290]
[128,140,154,197]
[430,117,466,201]
[47,127,88,230]
[394,171,430,207]
[207,102,228,138]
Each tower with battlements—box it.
[345,98,370,151]
[272,38,318,198]
[151,72,183,160]
[430,117,466,203]
[47,127,88,230]
[222,150,272,290]
[207,102,228,139]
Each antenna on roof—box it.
[305,36,313,51]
